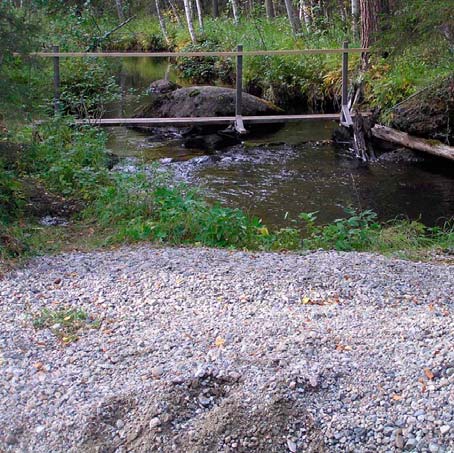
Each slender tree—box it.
[155,0,170,45]
[183,0,197,43]
[195,0,204,31]
[265,0,275,19]
[230,0,239,24]
[351,0,359,40]
[212,0,219,18]
[300,0,312,30]
[114,0,125,21]
[167,0,183,27]
[284,0,302,35]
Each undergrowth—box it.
[1,120,453,269]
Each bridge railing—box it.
[25,44,368,132]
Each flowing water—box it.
[105,58,454,227]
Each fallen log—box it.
[371,124,454,162]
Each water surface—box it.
[106,58,454,227]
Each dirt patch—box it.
[79,367,325,453]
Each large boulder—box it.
[136,85,282,119]
[133,84,283,150]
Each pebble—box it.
[287,438,297,452]
[0,246,452,452]
[149,417,161,429]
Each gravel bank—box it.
[0,246,453,452]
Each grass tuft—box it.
[33,307,100,344]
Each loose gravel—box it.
[0,245,453,452]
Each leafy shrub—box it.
[300,208,381,251]
[0,164,24,223]
[30,121,111,199]
[59,59,120,117]
[176,39,234,84]
[84,168,300,251]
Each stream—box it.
[105,58,454,227]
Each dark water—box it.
[106,59,454,227]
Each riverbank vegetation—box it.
[1,1,453,268]
[1,119,453,269]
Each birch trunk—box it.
[351,0,359,40]
[300,0,312,30]
[183,0,197,43]
[155,0,170,45]
[284,0,302,35]
[195,0,204,32]
[230,0,240,24]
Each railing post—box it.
[235,44,246,134]
[340,40,353,126]
[53,45,61,115]
[341,40,348,108]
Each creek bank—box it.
[390,75,454,145]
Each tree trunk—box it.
[155,0,170,45]
[114,0,125,21]
[300,0,312,30]
[338,0,347,25]
[230,0,239,24]
[360,0,381,69]
[371,125,454,162]
[183,0,197,43]
[351,0,359,40]
[195,0,204,31]
[212,0,219,18]
[265,0,275,19]
[284,0,302,35]
[168,0,183,27]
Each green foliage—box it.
[86,168,300,251]
[59,58,121,117]
[300,208,381,251]
[176,39,234,84]
[368,0,454,111]
[0,163,24,223]
[30,120,111,199]
[299,208,454,256]
[33,307,99,343]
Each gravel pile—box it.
[0,246,453,452]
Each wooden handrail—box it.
[18,48,369,58]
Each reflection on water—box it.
[105,58,454,227]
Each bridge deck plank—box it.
[73,113,351,126]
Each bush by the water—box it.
[1,120,453,267]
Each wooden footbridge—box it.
[32,42,368,133]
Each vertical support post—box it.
[340,40,353,126]
[341,40,348,109]
[235,44,246,134]
[53,45,60,115]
